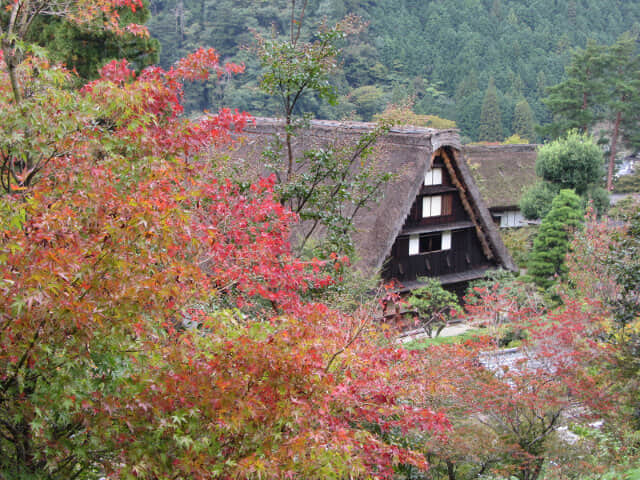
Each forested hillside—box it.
[146,0,640,141]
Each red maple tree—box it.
[0,25,450,480]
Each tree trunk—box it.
[520,456,544,480]
[16,418,37,475]
[607,110,621,191]
[446,460,456,480]
[530,456,545,480]
[581,90,588,132]
[285,114,293,182]
[2,44,22,104]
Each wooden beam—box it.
[440,148,494,260]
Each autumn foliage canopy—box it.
[0,2,625,478]
[0,19,451,480]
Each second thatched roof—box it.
[464,144,538,211]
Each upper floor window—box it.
[422,195,442,217]
[422,194,453,218]
[424,167,443,186]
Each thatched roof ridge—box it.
[230,118,514,276]
[464,144,538,210]
[240,117,461,147]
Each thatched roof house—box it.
[464,144,538,228]
[231,118,516,289]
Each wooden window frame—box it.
[409,231,452,256]
[424,167,443,186]
[422,195,442,217]
[422,193,452,217]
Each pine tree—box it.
[478,77,503,142]
[510,74,524,97]
[600,33,640,191]
[542,40,607,137]
[536,71,547,96]
[567,1,577,25]
[491,0,502,18]
[513,98,536,142]
[27,7,159,81]
[543,34,640,191]
[528,189,583,289]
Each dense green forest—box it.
[146,0,640,141]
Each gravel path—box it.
[397,323,473,343]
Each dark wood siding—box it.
[402,190,468,227]
[382,228,489,283]
[382,150,501,286]
[400,157,469,227]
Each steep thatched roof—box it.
[464,144,538,210]
[230,118,515,275]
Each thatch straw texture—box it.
[464,144,538,210]
[230,118,515,276]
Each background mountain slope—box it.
[147,0,640,141]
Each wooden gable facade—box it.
[382,147,508,291]
[231,119,516,292]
